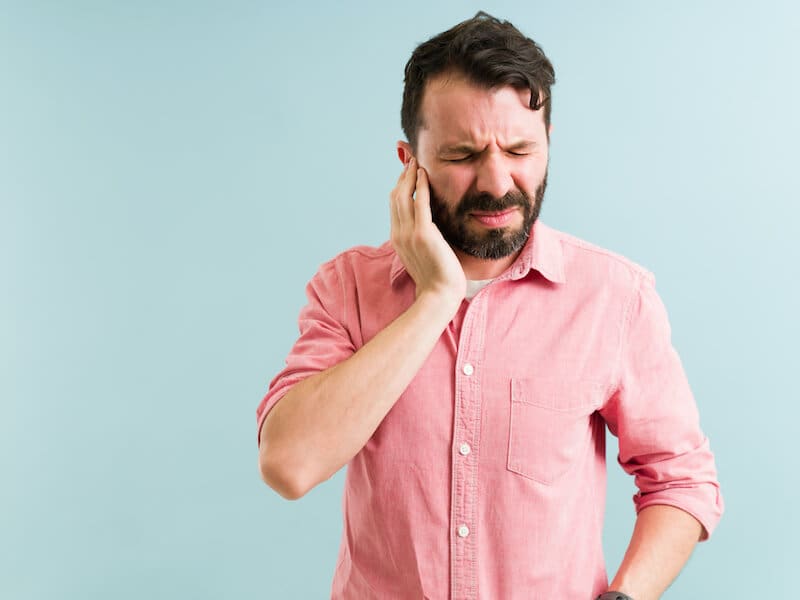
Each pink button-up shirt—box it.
[256,219,723,599]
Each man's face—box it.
[412,74,550,260]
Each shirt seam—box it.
[611,269,646,392]
[332,255,349,336]
[558,234,652,280]
[338,244,395,261]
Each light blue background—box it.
[3,1,797,598]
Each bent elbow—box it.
[259,444,310,501]
[258,404,319,500]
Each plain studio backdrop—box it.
[2,1,797,598]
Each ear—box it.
[396,141,414,166]
[548,124,554,136]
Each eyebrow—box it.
[438,140,537,154]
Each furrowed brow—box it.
[438,143,480,155]
[438,139,537,155]
[504,140,537,151]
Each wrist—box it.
[415,289,463,317]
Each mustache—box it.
[454,190,530,217]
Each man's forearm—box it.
[606,504,704,600]
[259,291,460,499]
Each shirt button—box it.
[462,363,474,376]
[459,443,471,456]
[457,524,470,538]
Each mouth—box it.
[469,208,518,228]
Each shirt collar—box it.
[389,219,566,287]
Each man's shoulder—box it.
[542,222,656,285]
[324,240,395,267]
[311,240,396,280]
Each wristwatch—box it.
[595,593,635,600]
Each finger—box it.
[391,158,413,232]
[389,184,401,237]
[396,157,410,185]
[395,157,417,227]
[414,167,433,226]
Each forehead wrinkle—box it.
[436,115,534,153]
[419,75,545,154]
[432,108,508,152]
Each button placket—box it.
[450,293,487,600]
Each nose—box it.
[474,152,514,199]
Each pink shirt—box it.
[256,219,723,599]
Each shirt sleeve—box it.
[255,258,356,447]
[599,270,724,541]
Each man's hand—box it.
[389,157,466,306]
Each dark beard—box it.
[428,172,546,260]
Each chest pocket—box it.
[508,378,604,485]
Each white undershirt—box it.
[465,278,494,300]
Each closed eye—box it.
[443,149,531,162]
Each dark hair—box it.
[401,11,556,151]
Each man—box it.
[257,12,723,600]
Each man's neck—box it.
[455,248,523,280]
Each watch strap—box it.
[596,593,635,600]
